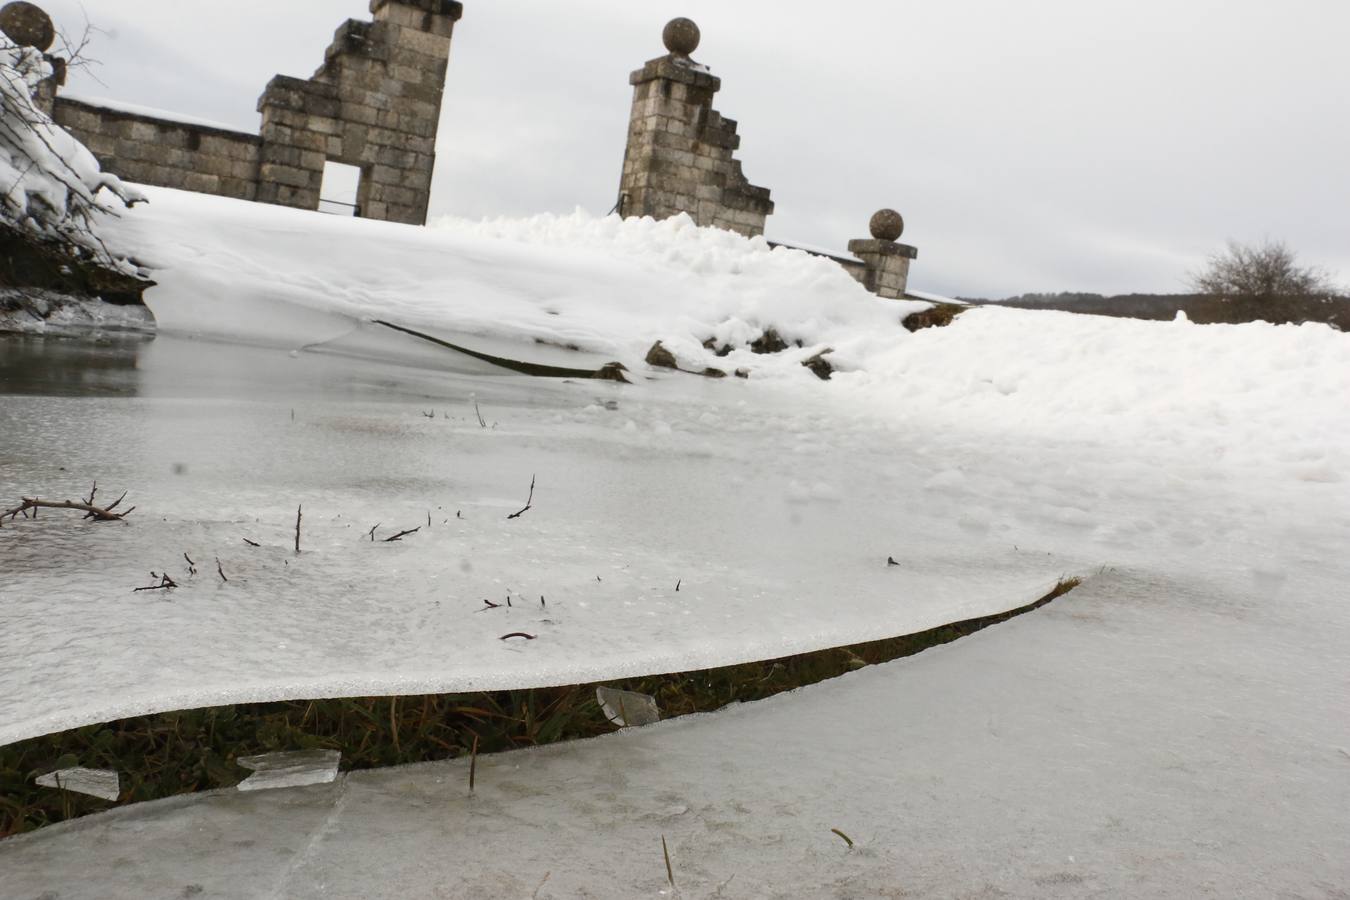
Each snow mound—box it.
[101,189,929,379]
[839,306,1350,477]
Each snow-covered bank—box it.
[839,306,1350,481]
[101,187,1350,477]
[101,187,929,379]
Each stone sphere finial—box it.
[0,1,55,52]
[662,17,700,57]
[869,208,905,242]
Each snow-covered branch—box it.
[0,39,144,277]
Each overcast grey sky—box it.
[37,0,1350,298]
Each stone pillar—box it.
[618,18,773,238]
[256,0,462,225]
[848,209,918,299]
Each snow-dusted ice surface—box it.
[0,336,1071,746]
[3,567,1346,899]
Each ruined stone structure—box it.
[44,0,462,225]
[618,18,774,238]
[620,21,920,298]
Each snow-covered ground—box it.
[98,188,932,379]
[3,184,1349,895]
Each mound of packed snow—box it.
[101,188,929,379]
[837,307,1350,478]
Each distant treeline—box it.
[961,291,1349,330]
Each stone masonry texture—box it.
[618,54,774,238]
[49,0,461,226]
[847,238,919,300]
[52,99,262,201]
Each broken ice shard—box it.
[236,749,341,792]
[596,686,661,728]
[35,767,121,801]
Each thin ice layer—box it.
[0,337,1070,746]
[3,567,1346,898]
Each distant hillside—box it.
[962,291,1348,330]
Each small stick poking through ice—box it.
[243,538,261,548]
[216,558,229,583]
[507,475,536,520]
[295,505,303,553]
[383,527,421,543]
[500,632,536,641]
[184,553,197,577]
[662,835,675,887]
[831,828,855,849]
[133,572,178,593]
[887,556,900,567]
[469,734,479,792]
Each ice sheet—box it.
[0,336,1072,746]
[3,567,1346,898]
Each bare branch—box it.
[507,475,535,520]
[3,494,133,525]
[383,526,421,543]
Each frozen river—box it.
[3,328,1348,897]
[0,333,1070,745]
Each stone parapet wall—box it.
[51,98,261,201]
[619,52,774,238]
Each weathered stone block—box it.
[263,145,304,168]
[847,239,919,260]
[401,168,432,191]
[340,103,380,127]
[184,172,221,193]
[392,25,452,59]
[231,159,260,181]
[260,107,309,130]
[260,163,319,190]
[382,184,419,206]
[373,2,439,31]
